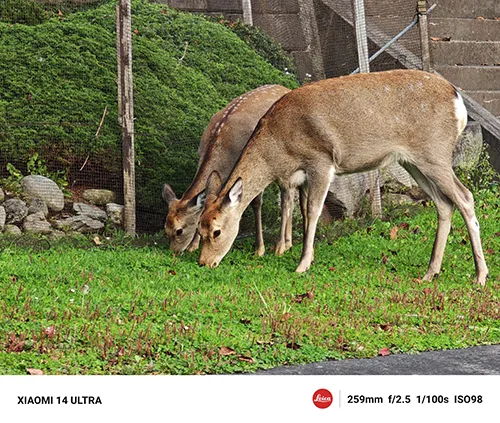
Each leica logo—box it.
[312,389,333,409]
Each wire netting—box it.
[0,0,466,243]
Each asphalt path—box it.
[256,345,500,375]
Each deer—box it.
[197,69,489,285]
[162,84,295,257]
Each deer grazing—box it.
[198,70,489,285]
[163,84,293,256]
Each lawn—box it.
[0,188,499,375]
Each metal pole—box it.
[418,0,431,72]
[117,0,136,235]
[352,0,382,219]
[242,0,253,26]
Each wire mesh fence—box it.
[2,0,493,245]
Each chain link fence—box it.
[2,0,494,244]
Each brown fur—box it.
[163,84,291,255]
[198,70,489,285]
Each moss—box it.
[0,0,298,228]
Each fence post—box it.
[351,0,382,218]
[417,0,431,72]
[117,0,136,235]
[242,0,253,26]
[297,0,326,81]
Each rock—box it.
[21,175,64,212]
[83,189,116,206]
[106,203,123,227]
[73,202,107,222]
[0,187,4,203]
[4,198,28,224]
[54,215,105,233]
[453,122,483,169]
[27,197,49,217]
[3,224,22,236]
[23,212,52,234]
[0,206,5,231]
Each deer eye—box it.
[213,229,221,239]
[176,228,183,236]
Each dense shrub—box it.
[0,0,298,229]
[0,0,47,25]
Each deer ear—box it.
[226,178,243,206]
[193,190,207,209]
[206,171,222,198]
[162,184,178,205]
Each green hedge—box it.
[0,0,298,228]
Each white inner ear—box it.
[195,191,207,209]
[228,179,243,205]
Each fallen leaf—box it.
[381,252,389,264]
[238,355,254,363]
[240,318,251,325]
[398,222,410,230]
[328,266,337,272]
[390,226,399,240]
[378,347,391,357]
[293,292,314,303]
[93,236,102,246]
[485,249,495,255]
[286,342,301,350]
[430,37,441,41]
[476,16,485,20]
[379,324,393,332]
[26,368,44,375]
[282,312,292,321]
[168,270,176,275]
[219,346,236,356]
[422,288,432,295]
[44,326,56,338]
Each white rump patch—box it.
[454,92,468,134]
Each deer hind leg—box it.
[437,173,489,285]
[296,167,333,273]
[402,162,454,281]
[275,187,295,256]
[299,184,309,236]
[404,162,489,285]
[250,193,265,256]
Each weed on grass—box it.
[0,189,499,374]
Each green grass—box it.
[1,188,499,375]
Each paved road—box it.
[256,345,500,375]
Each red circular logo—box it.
[312,388,333,409]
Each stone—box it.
[21,175,64,212]
[0,187,4,203]
[54,215,105,233]
[73,202,107,222]
[23,212,52,234]
[4,198,28,224]
[0,206,5,232]
[27,197,49,217]
[106,203,123,227]
[82,189,116,206]
[3,224,22,236]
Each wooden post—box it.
[352,0,382,218]
[297,0,326,81]
[242,0,253,26]
[417,0,431,72]
[117,0,136,235]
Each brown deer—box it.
[198,70,489,285]
[163,84,293,256]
